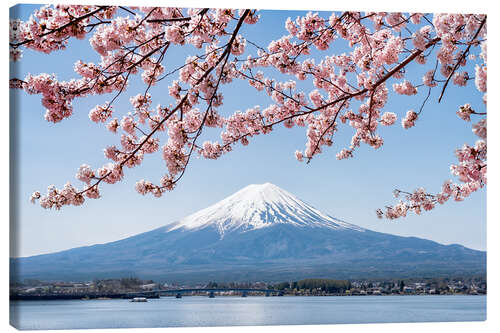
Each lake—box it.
[10,295,486,330]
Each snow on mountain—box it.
[167,182,365,236]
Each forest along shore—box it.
[10,277,487,300]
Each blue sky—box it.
[10,4,486,257]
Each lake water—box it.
[10,295,486,330]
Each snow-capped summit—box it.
[168,182,364,236]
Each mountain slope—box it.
[11,183,486,282]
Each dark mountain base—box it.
[10,225,485,283]
[10,260,486,283]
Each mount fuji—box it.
[11,183,485,282]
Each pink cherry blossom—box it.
[380,112,397,126]
[402,110,418,129]
[456,104,474,121]
[393,80,418,95]
[120,116,136,136]
[472,119,486,139]
[422,70,437,87]
[475,65,487,93]
[452,72,469,86]
[89,104,113,123]
[106,118,119,133]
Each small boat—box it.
[130,297,148,302]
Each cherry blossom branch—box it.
[306,100,346,164]
[53,10,251,203]
[438,17,487,102]
[10,6,111,48]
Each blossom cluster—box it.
[10,5,116,59]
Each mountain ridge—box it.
[11,183,486,282]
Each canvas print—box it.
[9,3,487,330]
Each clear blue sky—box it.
[10,4,486,257]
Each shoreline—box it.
[10,293,486,301]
